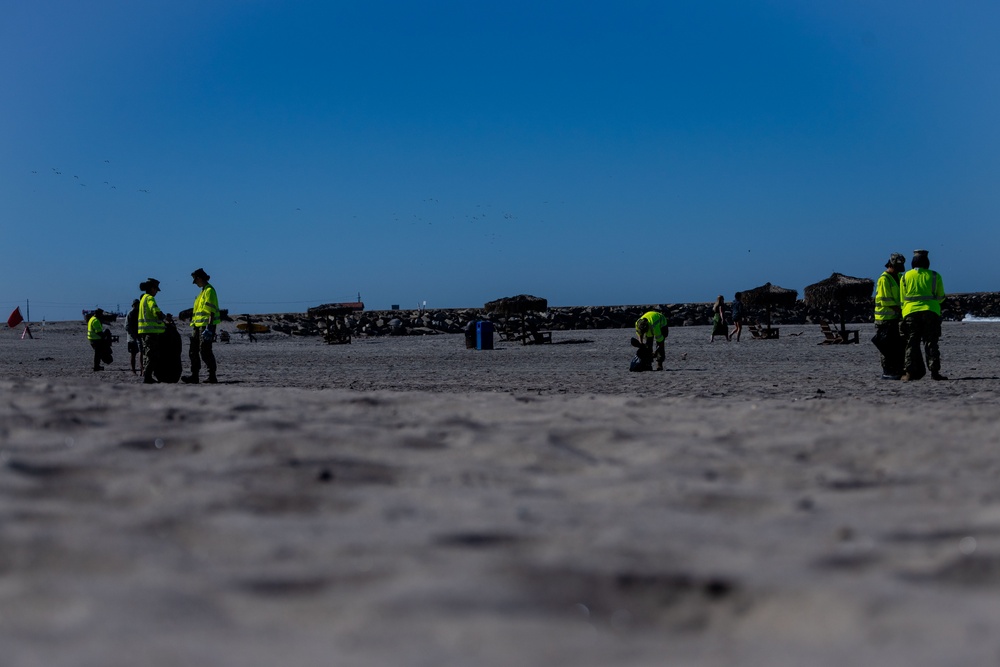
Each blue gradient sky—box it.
[3,1,998,321]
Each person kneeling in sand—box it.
[635,311,669,371]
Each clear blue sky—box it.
[3,1,998,321]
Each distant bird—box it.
[74,175,78,179]
[138,189,149,193]
[31,170,37,174]
[104,160,110,163]
[54,171,61,175]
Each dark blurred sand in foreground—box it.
[2,321,1000,666]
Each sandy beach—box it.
[3,320,1000,666]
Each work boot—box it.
[181,375,200,384]
[207,374,218,384]
[931,372,948,381]
[656,361,664,371]
[93,366,104,372]
[900,373,913,382]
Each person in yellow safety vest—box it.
[899,249,947,381]
[873,252,906,379]
[635,310,669,371]
[138,278,166,384]
[182,268,221,384]
[87,307,111,372]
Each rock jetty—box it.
[229,293,1000,338]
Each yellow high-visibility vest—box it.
[191,283,220,328]
[874,271,901,322]
[138,294,165,334]
[87,316,103,341]
[900,268,945,317]
[636,311,669,343]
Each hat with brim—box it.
[140,278,161,292]
[191,268,210,283]
[887,253,906,268]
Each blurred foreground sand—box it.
[2,321,1000,666]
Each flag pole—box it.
[23,300,33,338]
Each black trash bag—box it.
[629,337,653,372]
[154,322,184,384]
[99,330,114,364]
[871,326,892,356]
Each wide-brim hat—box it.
[886,252,906,268]
[191,268,210,283]
[139,278,161,292]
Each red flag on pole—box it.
[7,307,23,328]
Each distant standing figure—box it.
[138,278,166,384]
[183,268,220,384]
[126,298,143,375]
[729,292,744,342]
[710,295,730,342]
[635,311,669,371]
[87,308,112,371]
[899,249,946,381]
[873,253,906,379]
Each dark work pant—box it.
[189,329,217,378]
[901,311,942,379]
[142,334,161,382]
[642,339,666,364]
[90,340,106,370]
[875,320,903,376]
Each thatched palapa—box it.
[804,273,874,333]
[741,282,799,309]
[741,282,798,329]
[803,273,874,307]
[484,294,548,315]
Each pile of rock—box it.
[238,293,999,339]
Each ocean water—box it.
[962,314,1000,322]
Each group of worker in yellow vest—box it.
[89,268,221,384]
[874,249,946,380]
[629,249,946,380]
[93,257,947,382]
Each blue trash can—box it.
[476,321,494,350]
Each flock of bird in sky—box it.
[27,158,534,250]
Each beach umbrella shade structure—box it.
[804,272,875,334]
[484,294,548,315]
[484,294,548,342]
[741,282,799,330]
